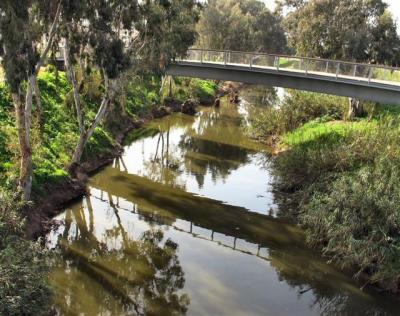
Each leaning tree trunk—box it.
[348,98,365,120]
[71,96,110,165]
[70,77,117,166]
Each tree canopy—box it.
[196,0,287,53]
[280,0,400,64]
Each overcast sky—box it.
[262,0,400,32]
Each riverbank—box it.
[247,89,400,294]
[22,74,220,239]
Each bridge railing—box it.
[178,49,400,86]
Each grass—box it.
[281,119,374,148]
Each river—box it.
[46,86,399,315]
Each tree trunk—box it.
[64,39,85,135]
[70,78,117,165]
[12,86,33,201]
[169,76,173,98]
[348,98,365,120]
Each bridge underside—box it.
[166,62,400,105]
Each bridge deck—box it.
[167,49,400,105]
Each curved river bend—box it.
[47,87,399,315]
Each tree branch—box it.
[35,1,62,74]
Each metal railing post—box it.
[353,65,357,77]
[276,57,280,70]
[325,61,329,73]
[305,60,308,75]
[368,66,373,84]
[200,50,203,63]
[249,54,253,68]
[224,51,227,66]
[336,62,340,79]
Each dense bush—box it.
[249,90,348,139]
[0,191,52,316]
[303,163,400,285]
[161,77,218,105]
[188,78,218,104]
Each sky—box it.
[262,0,400,32]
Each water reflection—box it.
[47,89,400,315]
[50,195,189,316]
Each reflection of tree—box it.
[143,124,187,190]
[53,195,189,316]
[179,136,249,186]
[179,105,252,187]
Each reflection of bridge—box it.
[89,167,307,252]
[166,49,400,105]
[90,192,272,263]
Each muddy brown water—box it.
[47,87,400,315]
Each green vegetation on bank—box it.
[162,77,218,105]
[249,90,400,290]
[0,70,217,191]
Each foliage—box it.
[281,0,400,65]
[160,77,218,105]
[125,76,162,117]
[0,191,52,316]
[188,79,218,104]
[248,90,348,139]
[196,0,287,53]
[303,163,400,284]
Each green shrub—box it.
[0,191,53,316]
[302,163,400,284]
[249,91,348,139]
[188,78,218,104]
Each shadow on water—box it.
[47,87,400,316]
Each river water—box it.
[46,86,399,315]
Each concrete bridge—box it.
[166,49,400,105]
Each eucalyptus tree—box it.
[196,0,287,53]
[280,0,400,64]
[0,1,61,200]
[61,0,199,168]
[60,0,135,168]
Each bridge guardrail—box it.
[177,49,400,87]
